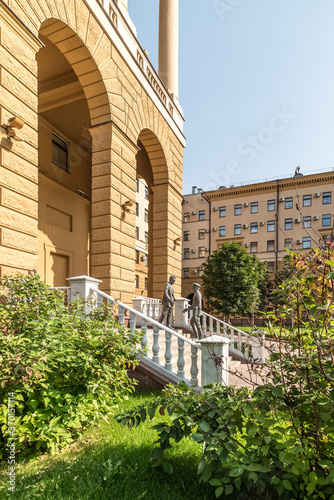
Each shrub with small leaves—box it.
[0,274,143,460]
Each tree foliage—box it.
[201,242,268,319]
[116,243,334,499]
[0,274,143,460]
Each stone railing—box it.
[56,276,232,388]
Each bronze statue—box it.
[183,283,204,339]
[159,275,176,328]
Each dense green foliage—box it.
[0,393,215,500]
[201,242,268,319]
[0,274,142,460]
[117,245,334,499]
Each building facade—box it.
[182,172,334,299]
[0,0,185,304]
[135,177,149,296]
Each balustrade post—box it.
[174,298,190,328]
[152,324,160,364]
[190,345,199,386]
[165,331,172,371]
[198,336,231,386]
[67,275,102,313]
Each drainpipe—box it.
[198,188,211,255]
[275,180,280,271]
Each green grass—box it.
[0,392,214,500]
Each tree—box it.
[201,242,267,320]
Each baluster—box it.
[190,345,199,386]
[238,331,242,351]
[177,338,185,379]
[129,311,136,337]
[152,324,160,364]
[223,323,227,337]
[245,337,250,359]
[202,315,207,335]
[118,305,125,325]
[216,320,220,336]
[231,327,235,347]
[141,318,148,351]
[165,330,172,371]
[209,317,213,335]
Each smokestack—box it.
[158,0,179,99]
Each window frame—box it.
[198,210,205,221]
[52,132,69,172]
[285,197,293,209]
[198,229,205,240]
[322,214,331,227]
[183,248,190,259]
[284,218,293,230]
[234,204,242,216]
[303,194,312,207]
[302,236,311,249]
[250,202,258,214]
[250,242,258,253]
[267,220,275,232]
[267,240,275,252]
[219,206,226,218]
[219,225,226,237]
[323,192,331,205]
[250,222,258,234]
[234,224,242,235]
[267,199,275,212]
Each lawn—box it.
[0,392,214,500]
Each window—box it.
[250,222,258,234]
[145,186,149,200]
[52,132,68,171]
[183,212,190,223]
[136,179,140,192]
[144,231,148,244]
[136,203,139,216]
[234,204,242,216]
[198,266,203,277]
[250,242,258,253]
[183,230,190,241]
[303,216,311,228]
[302,236,311,249]
[219,225,226,237]
[183,268,189,278]
[285,197,293,209]
[135,226,139,240]
[267,240,275,252]
[284,238,292,250]
[323,192,331,205]
[322,214,331,227]
[303,194,312,207]
[267,200,275,212]
[145,277,148,290]
[267,262,274,273]
[144,209,149,223]
[267,220,275,232]
[135,250,139,264]
[199,210,205,221]
[183,248,190,259]
[285,218,293,230]
[219,206,226,217]
[234,224,241,235]
[198,229,205,240]
[250,202,258,214]
[135,275,139,288]
[198,246,205,258]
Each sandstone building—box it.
[182,171,334,299]
[0,0,185,303]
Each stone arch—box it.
[38,18,111,126]
[138,128,169,185]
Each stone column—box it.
[198,336,231,386]
[158,0,179,98]
[150,182,182,300]
[89,121,139,304]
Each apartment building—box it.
[182,171,334,299]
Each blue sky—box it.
[128,1,334,195]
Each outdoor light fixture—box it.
[174,237,181,245]
[3,116,25,141]
[121,200,134,211]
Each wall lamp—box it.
[121,200,134,211]
[2,116,25,141]
[174,237,182,246]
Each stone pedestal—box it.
[198,336,231,387]
[174,297,189,328]
[67,275,102,312]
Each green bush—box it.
[116,245,334,499]
[0,274,142,460]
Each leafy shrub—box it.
[0,274,142,460]
[116,245,334,499]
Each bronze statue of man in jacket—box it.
[159,275,176,328]
[183,283,204,339]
